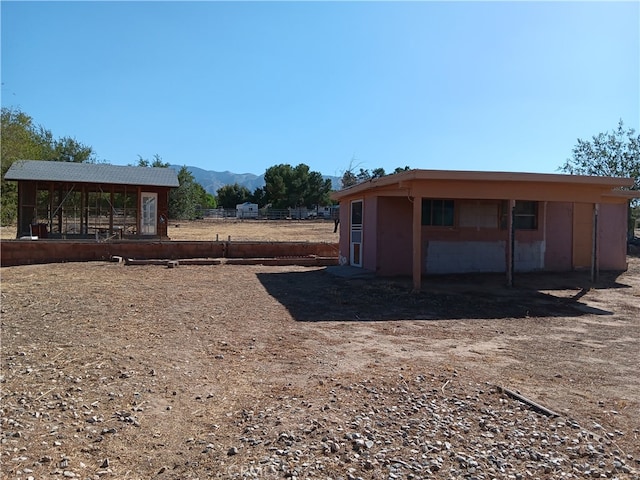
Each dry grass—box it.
[0,219,340,243]
[167,219,339,242]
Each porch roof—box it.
[4,160,180,188]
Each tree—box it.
[371,167,386,179]
[168,166,209,219]
[339,162,412,190]
[306,170,332,207]
[560,120,639,194]
[249,187,267,207]
[356,168,371,183]
[216,183,251,209]
[560,120,640,237]
[263,163,331,209]
[54,136,96,163]
[341,169,358,189]
[200,189,217,210]
[263,164,290,208]
[1,107,97,225]
[136,154,169,168]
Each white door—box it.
[350,200,363,267]
[141,192,157,235]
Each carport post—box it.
[591,203,599,283]
[412,195,422,292]
[506,199,515,287]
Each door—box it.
[141,192,157,235]
[350,200,363,267]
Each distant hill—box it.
[169,165,341,195]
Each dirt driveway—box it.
[1,255,639,479]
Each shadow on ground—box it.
[257,267,630,322]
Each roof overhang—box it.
[331,169,637,204]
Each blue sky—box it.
[2,1,638,178]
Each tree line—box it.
[2,107,638,225]
[0,107,338,223]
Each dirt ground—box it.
[1,222,639,479]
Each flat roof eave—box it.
[331,169,635,201]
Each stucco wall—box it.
[598,203,628,270]
[376,197,413,275]
[339,194,630,275]
[544,202,573,271]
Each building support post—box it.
[506,199,515,287]
[591,203,599,283]
[109,187,115,236]
[48,183,54,234]
[136,186,142,236]
[412,195,422,293]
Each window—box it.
[500,201,538,230]
[422,199,454,226]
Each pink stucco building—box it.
[330,169,638,290]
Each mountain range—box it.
[169,165,341,195]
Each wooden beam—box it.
[412,195,422,292]
[495,385,560,418]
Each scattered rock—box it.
[227,446,239,456]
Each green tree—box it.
[53,136,96,163]
[560,120,639,193]
[371,167,386,179]
[340,164,411,190]
[168,166,207,219]
[264,164,290,208]
[250,187,267,207]
[341,169,358,189]
[200,189,217,209]
[136,154,169,168]
[263,163,331,209]
[356,168,371,183]
[216,183,251,209]
[306,170,332,207]
[560,120,640,235]
[1,107,97,225]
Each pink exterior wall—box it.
[420,200,545,274]
[338,202,350,266]
[339,195,630,275]
[544,202,573,271]
[598,203,628,270]
[376,197,413,275]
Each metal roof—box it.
[4,160,180,188]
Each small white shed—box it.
[236,202,259,219]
